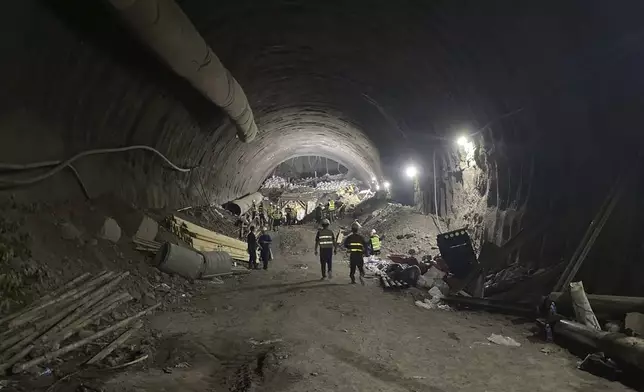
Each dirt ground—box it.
[99,225,631,392]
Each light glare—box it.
[405,165,418,178]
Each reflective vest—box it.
[317,229,335,249]
[328,200,335,211]
[370,235,381,251]
[273,210,283,219]
[345,234,364,254]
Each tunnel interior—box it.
[2,0,644,295]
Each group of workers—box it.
[314,198,347,224]
[314,219,382,284]
[241,199,307,239]
[246,225,272,270]
[242,191,384,283]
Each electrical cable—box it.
[0,145,195,190]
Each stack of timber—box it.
[132,237,162,253]
[166,215,248,261]
[0,271,160,374]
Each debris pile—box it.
[358,203,440,256]
[261,174,360,193]
[0,271,160,375]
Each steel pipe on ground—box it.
[553,319,644,371]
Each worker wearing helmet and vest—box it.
[314,218,337,280]
[369,229,382,256]
[327,199,336,222]
[343,221,367,284]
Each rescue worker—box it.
[314,218,337,280]
[258,200,265,226]
[369,229,381,256]
[258,227,273,270]
[327,198,336,222]
[343,222,367,284]
[285,205,293,226]
[247,225,258,269]
[272,208,283,231]
[314,203,323,225]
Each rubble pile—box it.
[261,174,360,193]
[358,203,440,257]
[261,175,293,190]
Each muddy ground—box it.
[102,225,629,392]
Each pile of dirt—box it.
[357,203,443,258]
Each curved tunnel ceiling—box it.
[172,0,644,199]
[2,0,644,206]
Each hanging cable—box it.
[0,145,195,190]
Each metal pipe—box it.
[107,0,258,142]
[554,320,644,371]
[442,296,536,317]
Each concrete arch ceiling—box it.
[182,0,644,201]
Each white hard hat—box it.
[371,229,376,235]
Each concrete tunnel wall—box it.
[2,0,644,295]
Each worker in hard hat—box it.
[272,208,283,231]
[314,218,337,280]
[258,227,273,270]
[369,229,382,257]
[314,203,323,225]
[327,198,336,222]
[343,221,367,284]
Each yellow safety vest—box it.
[273,211,282,219]
[370,235,381,251]
[328,200,335,211]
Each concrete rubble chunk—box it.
[98,217,122,243]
